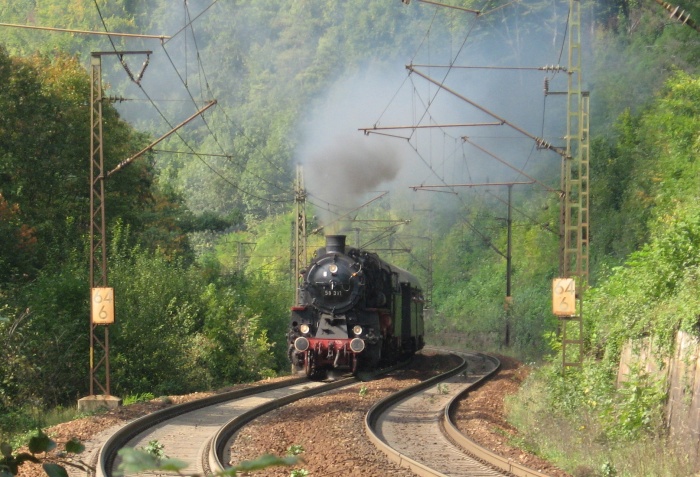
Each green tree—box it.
[0,48,169,278]
[0,195,36,283]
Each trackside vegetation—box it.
[0,1,699,477]
[505,71,700,475]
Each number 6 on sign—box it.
[91,287,115,325]
[552,278,576,316]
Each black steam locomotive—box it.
[288,235,425,379]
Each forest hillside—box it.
[0,1,699,474]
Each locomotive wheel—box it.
[359,340,381,369]
[304,351,327,380]
[304,351,313,377]
[380,337,399,366]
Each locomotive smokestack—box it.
[325,235,346,254]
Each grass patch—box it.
[123,392,155,406]
[0,405,96,449]
[505,367,696,477]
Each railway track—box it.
[366,351,551,477]
[94,376,357,477]
[80,350,552,477]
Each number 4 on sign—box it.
[552,278,576,316]
[91,287,115,325]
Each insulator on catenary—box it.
[544,77,550,95]
[669,6,690,24]
[540,64,566,72]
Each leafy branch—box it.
[1,432,301,477]
[117,447,301,476]
[1,431,90,477]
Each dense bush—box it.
[506,70,700,476]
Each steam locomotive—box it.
[288,235,425,379]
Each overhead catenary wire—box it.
[415,0,481,15]
[367,0,570,258]
[0,22,170,40]
[159,1,294,199]
[153,149,232,158]
[186,1,293,185]
[367,0,514,201]
[460,138,559,194]
[163,0,219,45]
[91,0,292,204]
[408,63,568,72]
[401,0,525,146]
[406,65,566,157]
[156,45,293,198]
[309,192,390,236]
[404,5,481,142]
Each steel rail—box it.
[96,376,307,477]
[207,358,413,472]
[365,351,556,476]
[97,359,411,477]
[97,350,553,477]
[364,351,471,476]
[443,382,552,477]
[207,376,358,473]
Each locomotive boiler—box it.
[288,235,425,379]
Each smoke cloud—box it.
[296,64,419,226]
[304,135,401,206]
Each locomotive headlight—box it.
[352,325,363,336]
[300,324,310,334]
[328,264,338,274]
[350,338,365,353]
[294,337,310,352]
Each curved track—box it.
[366,351,553,477]
[83,350,553,477]
[95,377,355,477]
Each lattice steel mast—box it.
[293,164,307,304]
[559,0,590,368]
[88,51,216,401]
[89,54,110,397]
